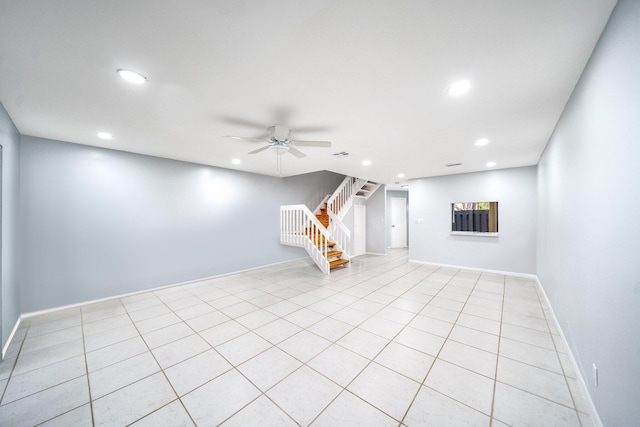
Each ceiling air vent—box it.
[445,162,462,167]
[333,152,350,157]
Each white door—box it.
[390,197,407,248]
[353,205,366,257]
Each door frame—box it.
[389,196,407,248]
[353,204,366,257]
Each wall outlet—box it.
[592,363,599,387]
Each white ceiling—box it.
[0,0,616,189]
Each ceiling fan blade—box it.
[248,145,270,155]
[288,147,306,158]
[291,140,332,148]
[224,136,266,143]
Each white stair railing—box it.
[280,204,332,274]
[281,175,379,273]
[327,210,350,254]
[313,194,331,215]
[327,176,367,220]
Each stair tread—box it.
[321,242,337,248]
[307,236,336,248]
[325,250,342,258]
[329,259,349,269]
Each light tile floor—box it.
[0,250,595,426]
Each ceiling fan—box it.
[224,124,332,158]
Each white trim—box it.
[20,257,308,320]
[407,259,537,279]
[535,276,603,427]
[352,204,366,257]
[2,317,22,359]
[364,252,386,256]
[313,194,331,215]
[450,231,499,237]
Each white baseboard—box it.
[2,253,343,352]
[10,257,310,345]
[535,277,603,427]
[2,317,22,359]
[407,259,538,280]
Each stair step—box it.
[329,258,349,269]
[315,214,329,226]
[319,241,337,248]
[324,250,342,258]
[307,236,336,248]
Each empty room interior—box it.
[0,1,638,426]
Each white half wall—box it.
[409,166,537,274]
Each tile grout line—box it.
[488,273,507,427]
[120,296,200,427]
[535,283,585,426]
[0,326,90,413]
[0,251,586,426]
[398,268,486,425]
[0,323,27,405]
[306,262,437,426]
[179,309,299,425]
[166,278,305,426]
[80,306,96,427]
[9,312,91,425]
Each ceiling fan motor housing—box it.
[268,125,291,143]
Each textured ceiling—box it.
[0,0,616,189]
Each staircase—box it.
[280,176,380,274]
[314,203,350,270]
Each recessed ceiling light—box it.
[231,158,241,165]
[397,173,405,178]
[475,138,489,146]
[486,161,496,167]
[117,69,147,84]
[96,132,113,140]
[447,80,471,96]
[362,160,372,166]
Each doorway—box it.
[353,204,366,257]
[390,197,407,248]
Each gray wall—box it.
[409,166,537,274]
[537,0,640,424]
[386,190,409,248]
[20,136,343,312]
[0,102,21,351]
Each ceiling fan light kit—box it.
[224,124,332,158]
[269,124,291,142]
[224,123,332,176]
